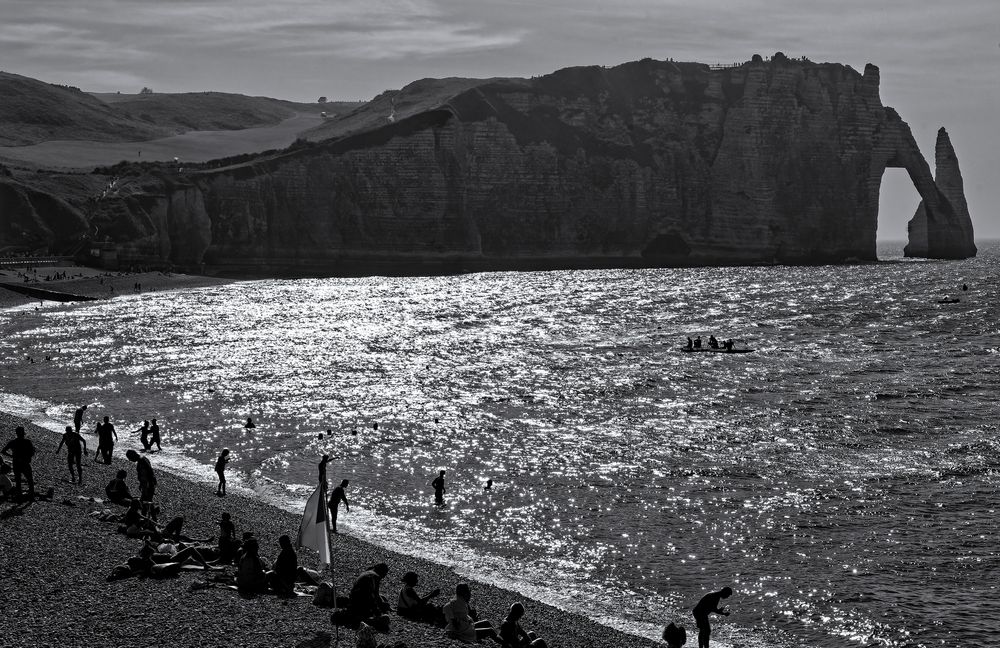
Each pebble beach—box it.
[0,266,664,648]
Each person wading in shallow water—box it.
[215,449,230,496]
[327,479,350,533]
[56,425,88,483]
[73,404,88,434]
[432,470,446,506]
[149,418,162,451]
[692,586,732,648]
[95,416,118,464]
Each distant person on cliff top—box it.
[328,479,350,533]
[125,449,157,501]
[56,425,88,484]
[692,586,732,648]
[149,418,162,451]
[2,426,36,500]
[432,470,446,506]
[95,416,118,464]
[105,469,135,505]
[244,416,255,430]
[73,405,88,433]
[215,449,230,497]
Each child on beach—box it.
[215,449,230,496]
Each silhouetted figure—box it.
[237,537,269,594]
[95,416,118,464]
[692,587,732,648]
[397,570,442,624]
[1,426,35,500]
[125,449,157,501]
[327,479,350,533]
[267,534,299,596]
[444,583,498,643]
[708,335,719,349]
[662,622,687,648]
[215,449,230,496]
[723,339,734,352]
[963,283,968,291]
[217,511,241,564]
[484,479,493,492]
[244,417,255,430]
[149,418,161,451]
[432,470,446,506]
[105,469,134,505]
[137,420,151,450]
[318,454,330,486]
[694,336,702,349]
[73,405,88,433]
[500,601,547,647]
[686,337,693,350]
[348,563,391,623]
[56,425,88,483]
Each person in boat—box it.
[723,339,734,352]
[708,335,719,349]
[686,337,693,350]
[693,336,702,349]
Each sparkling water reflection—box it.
[2,242,999,647]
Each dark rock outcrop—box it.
[904,128,976,258]
[0,57,976,271]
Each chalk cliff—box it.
[0,56,976,271]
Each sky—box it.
[1,0,997,239]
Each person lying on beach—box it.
[236,537,270,594]
[443,583,498,643]
[146,539,220,569]
[499,602,547,648]
[105,469,135,505]
[397,570,443,625]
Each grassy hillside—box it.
[0,71,165,145]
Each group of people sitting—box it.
[686,335,737,351]
[326,561,548,647]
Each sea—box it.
[1,240,998,648]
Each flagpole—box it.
[321,480,339,648]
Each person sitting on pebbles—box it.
[443,583,498,643]
[105,469,135,506]
[499,602,547,648]
[397,570,443,624]
[236,537,269,594]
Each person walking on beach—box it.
[56,425,88,483]
[126,449,157,501]
[95,416,118,464]
[215,449,230,496]
[692,586,732,648]
[327,479,350,533]
[149,418,162,451]
[1,426,36,500]
[73,404,88,433]
[432,470,446,506]
[137,420,151,451]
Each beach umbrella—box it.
[297,482,332,563]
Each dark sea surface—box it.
[2,241,998,648]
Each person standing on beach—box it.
[327,479,350,533]
[95,416,118,464]
[318,454,330,488]
[137,420,151,451]
[73,405,88,433]
[56,425,88,483]
[126,449,157,501]
[432,470,446,506]
[1,426,36,500]
[215,449,230,496]
[149,418,162,451]
[692,586,732,648]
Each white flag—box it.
[296,484,331,564]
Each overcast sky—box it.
[2,0,997,239]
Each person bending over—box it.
[692,587,732,648]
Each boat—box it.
[937,298,960,304]
[681,347,755,354]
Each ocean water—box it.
[2,241,999,648]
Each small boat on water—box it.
[937,298,960,304]
[681,347,755,354]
